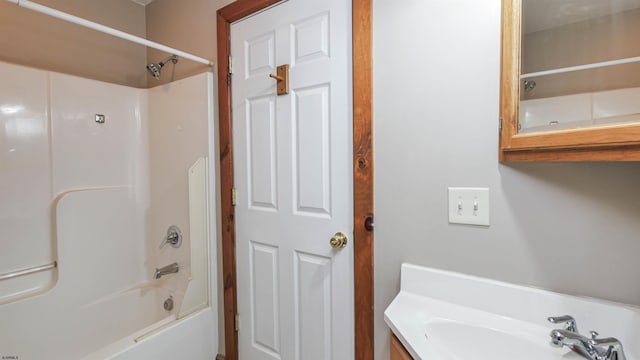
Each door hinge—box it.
[235,313,240,332]
[499,117,503,131]
[231,187,237,207]
[228,55,233,75]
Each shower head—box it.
[523,79,536,93]
[146,55,179,80]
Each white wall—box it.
[373,0,640,359]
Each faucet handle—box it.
[590,331,599,340]
[548,315,579,333]
[589,335,627,360]
[159,225,182,249]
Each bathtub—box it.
[0,189,212,360]
[1,283,215,360]
[1,278,215,360]
[81,277,216,360]
[86,307,217,360]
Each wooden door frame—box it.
[216,0,373,359]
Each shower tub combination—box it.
[0,60,218,359]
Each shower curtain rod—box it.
[6,0,214,67]
[521,56,640,79]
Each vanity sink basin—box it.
[384,264,640,360]
[424,319,572,360]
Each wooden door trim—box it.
[352,0,374,359]
[216,0,374,359]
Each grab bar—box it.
[0,261,57,282]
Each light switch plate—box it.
[448,187,490,226]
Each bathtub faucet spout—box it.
[155,262,179,279]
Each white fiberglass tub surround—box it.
[385,263,640,360]
[520,87,640,133]
[0,61,217,360]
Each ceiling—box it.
[524,0,640,33]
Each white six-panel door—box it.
[231,0,353,359]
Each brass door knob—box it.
[330,232,348,249]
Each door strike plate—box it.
[269,64,290,96]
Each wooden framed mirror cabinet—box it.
[500,0,640,161]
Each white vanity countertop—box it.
[384,263,640,360]
[385,291,452,360]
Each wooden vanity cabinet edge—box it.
[390,332,413,360]
[499,0,640,162]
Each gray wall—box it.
[0,0,224,89]
[373,0,640,359]
[0,0,147,88]
[146,0,231,87]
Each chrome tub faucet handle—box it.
[159,225,182,249]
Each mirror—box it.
[499,0,640,161]
[519,0,640,134]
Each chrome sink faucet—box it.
[548,315,627,360]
